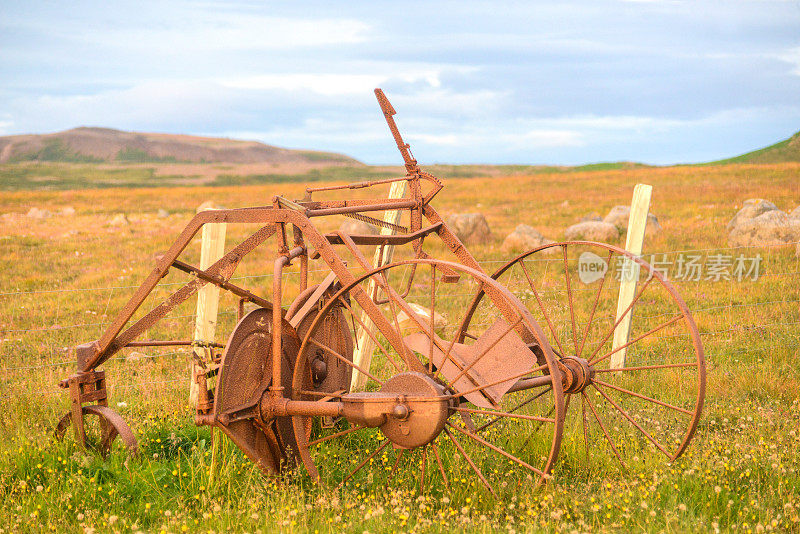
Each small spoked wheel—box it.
[290,259,566,496]
[55,405,138,458]
[463,241,705,472]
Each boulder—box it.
[727,199,779,231]
[59,206,76,216]
[26,207,52,219]
[446,213,492,244]
[396,303,446,336]
[603,205,661,236]
[789,206,800,221]
[196,200,224,213]
[564,221,619,242]
[107,213,130,226]
[501,224,555,252]
[157,209,170,218]
[338,218,378,235]
[727,210,800,248]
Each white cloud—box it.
[219,65,478,96]
[776,46,800,76]
[220,74,388,96]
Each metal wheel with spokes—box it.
[462,241,705,472]
[290,259,566,496]
[55,405,138,458]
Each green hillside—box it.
[708,130,800,164]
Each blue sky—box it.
[1,1,799,165]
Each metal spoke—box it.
[446,363,549,400]
[420,445,427,494]
[590,314,685,367]
[593,361,696,373]
[591,383,672,459]
[581,391,627,470]
[308,424,364,447]
[449,316,524,386]
[379,271,416,367]
[453,406,555,424]
[578,249,613,357]
[443,427,498,498]
[433,283,486,382]
[562,244,579,357]
[593,379,692,415]
[339,297,404,374]
[447,422,550,480]
[515,393,568,454]
[309,338,384,386]
[581,393,590,465]
[476,386,552,432]
[387,448,404,485]
[431,441,450,491]
[518,259,566,356]
[429,266,436,374]
[336,439,391,490]
[587,277,654,361]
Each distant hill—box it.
[708,130,800,165]
[0,127,360,165]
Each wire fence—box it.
[1,240,797,401]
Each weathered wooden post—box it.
[189,204,227,406]
[350,180,408,390]
[610,183,652,369]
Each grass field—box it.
[0,162,799,533]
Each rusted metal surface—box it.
[57,88,705,494]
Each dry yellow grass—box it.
[0,162,798,532]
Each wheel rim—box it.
[54,405,138,458]
[462,241,705,471]
[290,259,566,495]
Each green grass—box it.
[703,131,800,165]
[8,139,104,164]
[115,147,179,164]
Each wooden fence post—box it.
[350,180,408,390]
[610,184,652,369]
[189,206,227,407]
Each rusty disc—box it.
[215,307,301,474]
[461,241,706,469]
[55,405,138,458]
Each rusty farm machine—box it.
[55,89,706,495]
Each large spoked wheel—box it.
[463,241,705,472]
[290,259,566,496]
[55,405,138,458]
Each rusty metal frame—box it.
[56,88,704,488]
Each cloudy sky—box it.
[1,1,799,165]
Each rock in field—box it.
[396,303,446,336]
[196,200,224,213]
[501,224,554,252]
[26,207,52,219]
[564,221,619,242]
[789,206,800,221]
[59,206,76,216]
[107,213,130,226]
[727,199,779,231]
[603,205,661,236]
[446,213,492,244]
[727,210,800,247]
[339,218,378,235]
[157,208,170,218]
